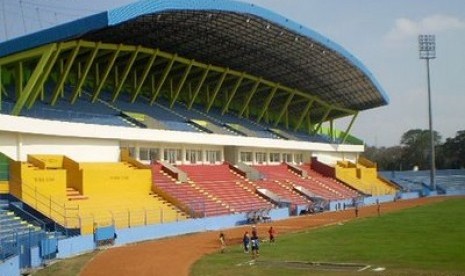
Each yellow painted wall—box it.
[0,181,9,194]
[62,156,83,193]
[80,167,151,196]
[28,155,64,169]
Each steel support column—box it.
[92,44,122,103]
[51,42,82,105]
[222,73,244,115]
[257,85,279,123]
[239,78,261,117]
[112,46,141,102]
[274,91,295,127]
[206,68,228,112]
[170,60,194,108]
[132,49,159,103]
[11,45,55,115]
[150,54,176,105]
[293,99,314,131]
[188,65,210,109]
[341,112,358,144]
[71,43,101,104]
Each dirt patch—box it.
[81,197,446,276]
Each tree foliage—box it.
[362,129,465,171]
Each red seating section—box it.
[254,164,358,201]
[152,164,230,217]
[300,163,359,199]
[253,165,311,205]
[178,164,274,213]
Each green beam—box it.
[257,85,279,123]
[149,53,175,105]
[313,107,333,135]
[27,43,64,108]
[132,49,159,103]
[70,42,101,104]
[188,65,210,109]
[73,40,357,115]
[0,42,76,66]
[92,44,122,103]
[50,42,82,105]
[11,44,55,115]
[341,111,358,144]
[293,98,314,131]
[239,78,261,117]
[170,60,194,108]
[112,45,141,102]
[15,62,23,100]
[222,73,245,115]
[274,91,295,127]
[206,68,229,112]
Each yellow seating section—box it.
[9,154,186,234]
[336,159,397,196]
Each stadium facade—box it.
[0,0,401,273]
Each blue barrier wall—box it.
[446,189,465,196]
[0,255,20,276]
[30,246,41,268]
[400,192,420,200]
[364,195,395,205]
[57,235,94,259]
[116,208,289,246]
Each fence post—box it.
[64,203,67,227]
[144,208,147,225]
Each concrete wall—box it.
[0,132,119,162]
[400,192,420,200]
[0,255,20,276]
[0,114,364,158]
[57,235,94,259]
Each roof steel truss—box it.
[0,39,358,133]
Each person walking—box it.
[250,231,260,259]
[268,226,275,243]
[242,231,250,253]
[219,232,226,253]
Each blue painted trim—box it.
[0,12,108,58]
[0,0,389,104]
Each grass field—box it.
[191,198,465,276]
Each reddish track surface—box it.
[81,197,447,276]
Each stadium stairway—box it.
[252,165,311,206]
[178,164,274,214]
[9,153,187,235]
[299,163,360,199]
[152,163,231,217]
[0,198,47,260]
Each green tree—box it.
[400,129,441,170]
[441,130,465,169]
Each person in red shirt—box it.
[268,226,275,243]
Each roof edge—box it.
[107,0,389,104]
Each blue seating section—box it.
[0,199,46,260]
[1,88,131,127]
[1,87,354,143]
[381,169,465,193]
[106,93,201,133]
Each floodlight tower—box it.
[418,34,436,191]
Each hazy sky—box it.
[1,0,464,147]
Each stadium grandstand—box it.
[0,0,444,273]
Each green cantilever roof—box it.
[0,0,388,133]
